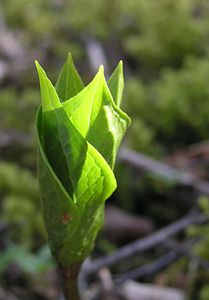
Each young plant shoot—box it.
[35,54,131,299]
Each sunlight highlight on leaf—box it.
[36,54,131,267]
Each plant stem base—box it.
[61,263,82,300]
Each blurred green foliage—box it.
[0,88,38,132]
[124,55,209,155]
[0,162,44,247]
[120,0,209,69]
[0,244,53,275]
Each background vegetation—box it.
[1,0,209,299]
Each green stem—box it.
[60,263,81,300]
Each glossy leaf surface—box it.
[36,55,131,267]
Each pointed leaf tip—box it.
[99,65,104,73]
[118,59,123,66]
[35,60,42,72]
[119,60,123,71]
[35,60,48,80]
[67,52,73,60]
[35,61,61,112]
[55,53,84,101]
[94,65,105,82]
[67,52,74,65]
[108,61,124,107]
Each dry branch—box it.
[119,148,209,195]
[119,281,185,300]
[116,237,199,284]
[82,212,208,275]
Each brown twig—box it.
[164,238,209,270]
[82,212,208,275]
[119,147,209,195]
[115,237,200,284]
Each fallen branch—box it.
[119,147,209,195]
[118,281,185,300]
[83,212,208,274]
[116,237,200,284]
[164,238,209,271]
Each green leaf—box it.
[0,244,53,275]
[108,60,124,107]
[35,55,130,267]
[37,108,80,253]
[55,53,84,101]
[63,65,131,168]
[63,66,105,139]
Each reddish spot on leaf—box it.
[61,213,73,224]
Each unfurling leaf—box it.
[35,54,131,267]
